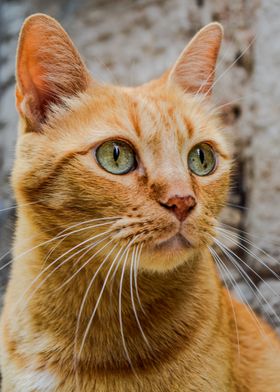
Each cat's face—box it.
[13,14,231,272]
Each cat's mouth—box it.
[153,233,192,252]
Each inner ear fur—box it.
[16,13,91,131]
[168,23,223,96]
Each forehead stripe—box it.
[129,100,142,137]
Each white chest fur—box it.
[11,368,58,392]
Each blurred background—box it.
[0,0,280,331]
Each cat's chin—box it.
[139,233,195,272]
[154,233,192,252]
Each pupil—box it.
[198,149,205,164]
[113,145,120,162]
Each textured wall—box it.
[244,0,280,323]
[0,0,279,330]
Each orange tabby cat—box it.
[1,14,280,392]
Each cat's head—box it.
[13,14,231,272]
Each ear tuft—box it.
[16,14,91,131]
[168,23,223,96]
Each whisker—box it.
[204,36,256,97]
[210,242,269,340]
[0,200,41,213]
[14,229,114,313]
[208,246,240,358]
[76,243,124,358]
[73,241,120,390]
[104,234,141,378]
[109,240,134,284]
[54,237,116,292]
[119,240,136,374]
[39,219,118,271]
[211,97,246,114]
[193,36,236,100]
[108,236,141,302]
[134,242,145,313]
[216,229,280,280]
[0,218,119,269]
[130,244,150,347]
[218,247,279,334]
[220,222,280,247]
[214,237,280,328]
[0,250,11,264]
[209,93,255,117]
[0,214,118,263]
[218,226,280,263]
[61,216,121,235]
[225,203,248,211]
[215,235,280,299]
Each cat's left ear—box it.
[168,23,223,96]
[16,13,91,131]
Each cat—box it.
[0,13,280,392]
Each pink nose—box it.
[160,195,197,222]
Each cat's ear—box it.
[16,14,91,131]
[168,23,223,96]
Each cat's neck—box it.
[11,215,224,376]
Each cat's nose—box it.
[160,195,197,222]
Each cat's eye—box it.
[188,143,217,176]
[95,140,137,175]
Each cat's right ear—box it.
[16,14,91,131]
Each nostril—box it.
[160,201,173,209]
[159,195,197,222]
[160,201,176,213]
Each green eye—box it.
[188,143,217,176]
[96,140,137,175]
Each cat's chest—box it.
[1,336,234,392]
[56,373,234,392]
[4,368,57,392]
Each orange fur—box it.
[1,14,280,392]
